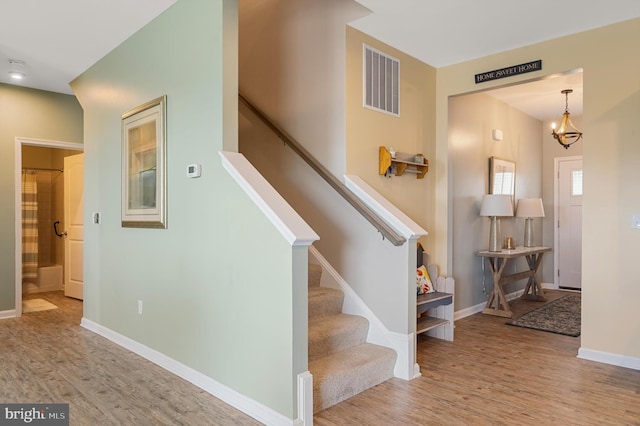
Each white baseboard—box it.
[309,246,417,381]
[80,318,308,426]
[297,371,313,426]
[0,309,16,320]
[577,347,640,371]
[454,289,524,321]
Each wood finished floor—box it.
[4,291,640,425]
[2,292,261,425]
[316,290,640,426]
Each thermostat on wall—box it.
[187,163,202,178]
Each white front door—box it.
[557,157,583,289]
[64,153,84,300]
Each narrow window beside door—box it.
[571,169,583,196]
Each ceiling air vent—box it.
[363,44,399,116]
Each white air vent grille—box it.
[363,45,400,116]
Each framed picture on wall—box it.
[121,95,167,228]
[489,156,515,203]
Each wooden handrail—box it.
[239,92,406,246]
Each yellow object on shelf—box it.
[378,146,428,179]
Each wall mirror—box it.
[489,156,515,202]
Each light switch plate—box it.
[632,215,640,230]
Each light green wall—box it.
[436,18,640,360]
[72,0,302,419]
[0,84,83,311]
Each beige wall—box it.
[436,18,640,361]
[346,26,437,258]
[449,92,542,310]
[239,0,418,336]
[0,84,83,311]
[239,0,368,178]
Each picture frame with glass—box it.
[489,156,516,204]
[121,96,167,228]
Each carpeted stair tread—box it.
[309,343,396,413]
[308,286,343,318]
[308,263,322,288]
[307,264,396,413]
[308,313,369,361]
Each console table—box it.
[477,246,551,318]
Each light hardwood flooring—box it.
[1,292,261,425]
[315,290,640,425]
[4,291,640,425]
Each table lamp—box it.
[516,198,545,247]
[480,194,514,252]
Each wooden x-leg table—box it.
[477,246,551,318]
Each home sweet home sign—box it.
[475,60,542,84]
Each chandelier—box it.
[551,89,582,149]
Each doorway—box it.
[449,70,583,311]
[14,137,83,317]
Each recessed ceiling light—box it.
[9,71,25,80]
[8,59,26,80]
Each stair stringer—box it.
[309,246,420,381]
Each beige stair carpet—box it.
[307,263,396,413]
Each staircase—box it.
[307,263,396,413]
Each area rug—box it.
[506,294,581,337]
[23,298,58,313]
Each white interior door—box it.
[557,157,583,289]
[64,153,84,300]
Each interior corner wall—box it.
[0,84,83,311]
[71,0,302,419]
[345,26,437,260]
[437,18,640,362]
[448,92,542,311]
[238,0,369,179]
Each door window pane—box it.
[571,169,583,196]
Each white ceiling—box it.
[0,0,176,95]
[483,71,583,121]
[351,0,639,121]
[2,0,638,120]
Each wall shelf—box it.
[379,146,428,179]
[416,264,454,342]
[417,291,453,335]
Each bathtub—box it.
[23,264,63,294]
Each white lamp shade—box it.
[480,194,513,217]
[516,198,545,218]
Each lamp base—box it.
[489,216,501,252]
[523,217,534,247]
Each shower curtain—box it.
[22,170,38,280]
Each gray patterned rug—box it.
[506,294,581,337]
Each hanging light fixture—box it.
[551,89,582,149]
